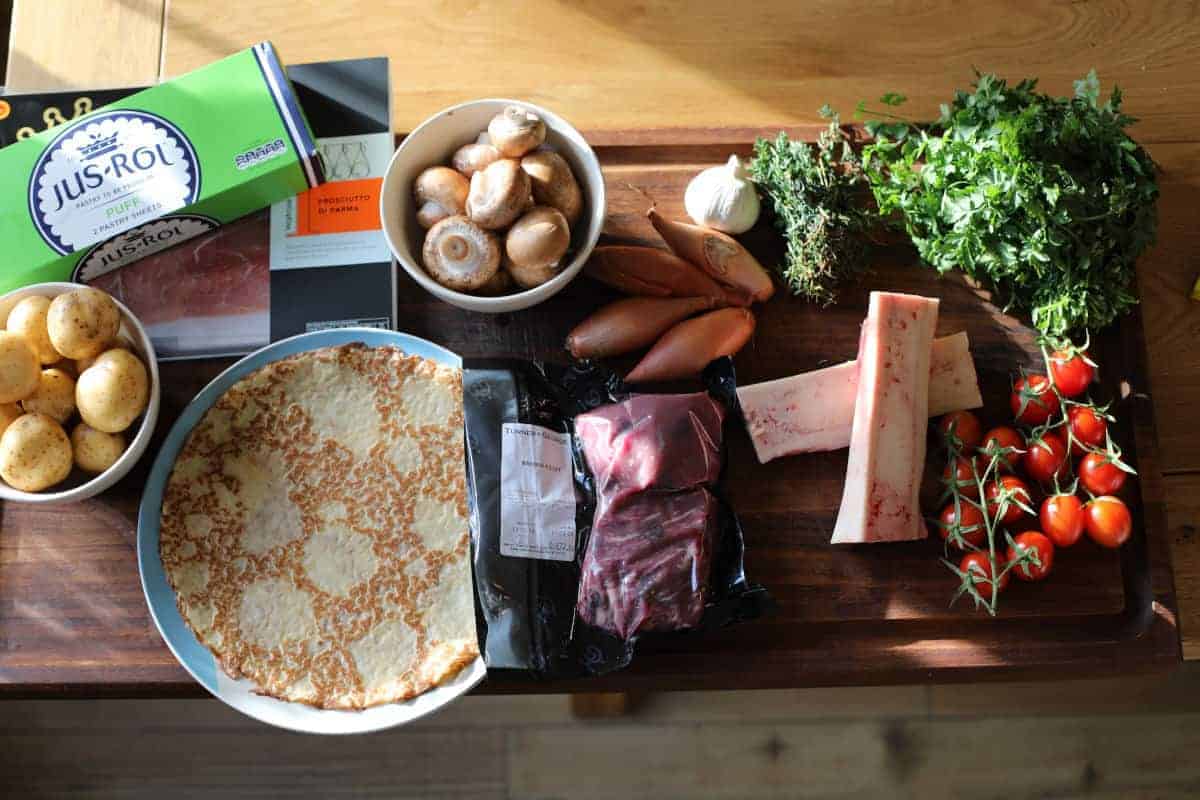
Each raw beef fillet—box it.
[575,391,728,639]
[577,489,717,638]
[575,392,725,496]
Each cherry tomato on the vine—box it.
[1067,405,1108,455]
[1040,493,1085,548]
[1084,496,1132,549]
[980,426,1025,470]
[1011,375,1061,426]
[1022,431,1069,484]
[938,410,983,451]
[1049,349,1094,398]
[1079,451,1127,496]
[938,501,986,549]
[1007,531,1055,581]
[985,475,1033,525]
[960,551,1009,595]
[942,456,980,498]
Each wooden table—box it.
[3,1,1199,697]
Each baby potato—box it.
[51,358,78,379]
[76,348,148,433]
[71,422,125,474]
[75,353,101,374]
[76,346,129,375]
[47,287,120,360]
[7,296,59,364]
[21,368,76,423]
[0,403,22,437]
[0,332,41,403]
[0,413,72,492]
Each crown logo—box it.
[79,128,120,160]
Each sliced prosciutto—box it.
[831,292,939,544]
[737,331,981,463]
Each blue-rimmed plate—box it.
[137,328,486,734]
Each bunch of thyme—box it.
[749,108,875,305]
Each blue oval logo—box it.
[28,109,200,256]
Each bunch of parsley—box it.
[861,71,1159,335]
[750,110,875,305]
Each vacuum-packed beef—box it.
[577,489,717,638]
[575,391,726,638]
[575,391,725,496]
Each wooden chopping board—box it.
[420,128,1180,689]
[0,127,1179,696]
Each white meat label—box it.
[500,423,577,561]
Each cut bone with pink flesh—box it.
[737,331,980,464]
[830,292,940,544]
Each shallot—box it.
[566,296,716,359]
[585,246,748,305]
[648,208,774,302]
[626,308,755,383]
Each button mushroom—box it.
[467,159,531,230]
[521,150,583,225]
[422,216,502,292]
[413,167,469,229]
[487,106,546,158]
[505,206,571,289]
[475,266,515,296]
[452,141,502,178]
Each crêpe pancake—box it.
[159,344,478,710]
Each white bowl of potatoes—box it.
[0,282,159,504]
[380,99,606,313]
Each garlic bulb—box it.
[684,155,760,234]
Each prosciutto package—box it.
[463,358,768,679]
[88,211,271,358]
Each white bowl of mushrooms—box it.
[380,99,606,313]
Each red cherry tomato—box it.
[985,475,1033,525]
[1084,496,1132,548]
[941,456,981,498]
[979,426,1025,470]
[1007,531,1055,581]
[937,410,983,451]
[1011,375,1061,426]
[1079,452,1127,496]
[938,501,986,549]
[1048,350,1094,398]
[960,551,1009,595]
[1022,431,1068,484]
[1040,493,1085,548]
[1067,406,1108,455]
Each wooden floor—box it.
[5,667,1200,798]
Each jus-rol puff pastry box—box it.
[0,42,323,293]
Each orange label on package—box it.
[292,177,382,236]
